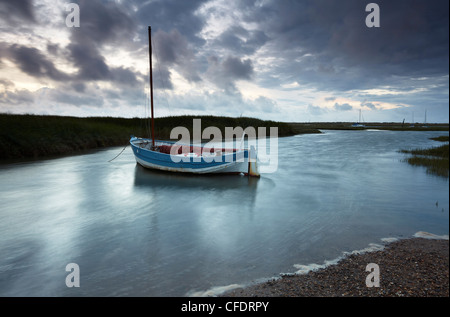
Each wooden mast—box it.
[148,26,155,148]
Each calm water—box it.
[0,130,448,296]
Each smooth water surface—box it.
[0,130,448,296]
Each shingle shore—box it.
[222,238,449,297]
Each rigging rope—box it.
[108,144,129,162]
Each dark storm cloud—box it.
[222,56,253,80]
[69,0,136,44]
[110,67,142,85]
[66,0,140,85]
[239,0,449,90]
[129,0,211,89]
[152,65,174,90]
[6,44,69,81]
[206,55,254,92]
[153,30,185,65]
[0,0,35,24]
[46,43,61,56]
[215,26,269,55]
[153,29,201,85]
[67,41,109,81]
[133,0,208,45]
[71,82,86,93]
[1,1,141,86]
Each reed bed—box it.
[400,138,449,178]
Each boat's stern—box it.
[248,146,260,177]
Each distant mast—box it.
[148,26,155,148]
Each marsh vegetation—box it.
[400,136,449,178]
[0,114,299,160]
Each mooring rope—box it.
[108,144,129,162]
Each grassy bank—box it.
[0,114,301,161]
[400,136,449,178]
[430,136,449,142]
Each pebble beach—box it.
[223,236,449,297]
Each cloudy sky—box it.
[0,0,448,122]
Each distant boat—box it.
[423,110,428,128]
[352,109,365,127]
[130,26,260,177]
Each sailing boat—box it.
[130,26,260,177]
[423,110,428,128]
[352,109,365,127]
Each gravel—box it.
[222,238,449,297]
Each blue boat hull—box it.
[130,137,260,176]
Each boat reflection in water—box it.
[133,164,262,213]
